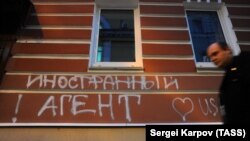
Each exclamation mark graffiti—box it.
[12,94,23,123]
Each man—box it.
[207,42,250,124]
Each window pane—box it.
[97,10,135,62]
[187,11,226,62]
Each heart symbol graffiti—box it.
[172,97,194,122]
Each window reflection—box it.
[187,11,226,62]
[97,10,135,62]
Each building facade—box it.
[0,0,250,140]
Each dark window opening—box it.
[97,10,135,62]
[187,11,226,62]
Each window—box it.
[89,7,143,70]
[97,10,135,62]
[187,11,225,63]
[185,2,240,69]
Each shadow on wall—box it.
[20,1,44,39]
[0,0,37,84]
[0,0,32,36]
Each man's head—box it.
[207,42,233,68]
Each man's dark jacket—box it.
[220,51,250,124]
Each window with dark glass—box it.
[187,11,226,62]
[97,10,135,62]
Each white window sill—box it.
[88,66,144,73]
[196,62,224,73]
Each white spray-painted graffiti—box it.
[26,75,179,90]
[11,94,219,123]
[7,74,219,123]
[36,94,141,123]
[35,94,141,123]
[172,97,194,122]
[172,97,219,122]
[12,94,23,123]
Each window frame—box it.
[184,2,240,69]
[89,5,143,71]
